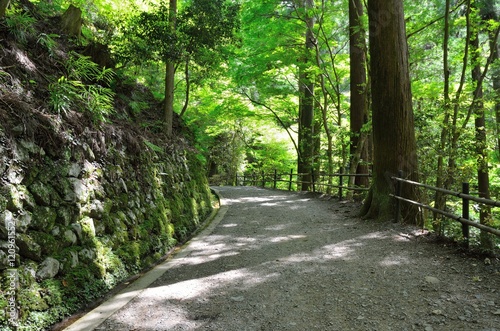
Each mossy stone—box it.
[0,193,6,212]
[16,210,33,233]
[4,184,23,212]
[54,177,75,202]
[29,182,53,206]
[17,233,42,261]
[56,206,77,226]
[16,185,35,212]
[30,231,60,256]
[56,248,79,275]
[30,206,57,232]
[69,178,90,203]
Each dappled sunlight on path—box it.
[84,186,500,331]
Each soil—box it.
[89,186,500,331]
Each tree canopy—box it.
[2,0,500,248]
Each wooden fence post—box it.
[273,169,277,189]
[462,182,470,248]
[395,170,403,223]
[311,168,316,193]
[288,168,293,191]
[338,167,344,200]
[261,171,265,188]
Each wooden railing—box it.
[235,169,371,200]
[229,168,500,248]
[391,171,500,247]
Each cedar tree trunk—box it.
[361,0,420,224]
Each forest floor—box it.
[66,186,500,331]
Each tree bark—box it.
[361,0,420,224]
[481,0,500,157]
[433,0,452,235]
[474,0,495,250]
[61,5,83,37]
[349,0,370,189]
[179,59,190,117]
[297,0,315,191]
[164,0,177,136]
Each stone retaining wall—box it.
[0,120,213,329]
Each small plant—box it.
[5,10,36,45]
[144,140,164,153]
[82,84,115,122]
[66,52,114,84]
[129,100,149,115]
[48,53,116,122]
[48,76,82,115]
[37,33,59,57]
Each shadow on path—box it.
[71,186,500,331]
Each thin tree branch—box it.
[241,91,300,157]
[407,0,467,39]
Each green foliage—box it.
[36,33,59,57]
[48,76,83,115]
[65,52,115,84]
[48,53,115,122]
[114,0,240,81]
[143,140,164,153]
[5,9,36,45]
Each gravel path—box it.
[83,186,499,331]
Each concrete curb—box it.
[63,188,228,331]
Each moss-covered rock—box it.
[0,85,214,331]
[30,206,57,232]
[56,248,79,275]
[16,185,36,212]
[3,184,23,212]
[56,206,77,226]
[29,182,54,206]
[16,210,33,233]
[36,257,60,280]
[30,232,60,256]
[16,233,42,262]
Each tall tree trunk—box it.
[361,0,420,224]
[164,0,177,136]
[297,0,315,191]
[474,0,495,250]
[433,0,452,235]
[349,0,369,189]
[434,1,473,235]
[481,0,500,157]
[179,59,190,117]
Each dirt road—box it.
[66,186,500,331]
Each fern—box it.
[82,85,115,123]
[66,52,115,84]
[143,140,164,153]
[48,76,82,115]
[48,53,116,122]
[37,33,59,57]
[5,10,36,45]
[48,75,115,123]
[66,52,100,81]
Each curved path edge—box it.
[63,188,228,331]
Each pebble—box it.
[230,296,244,302]
[425,276,440,284]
